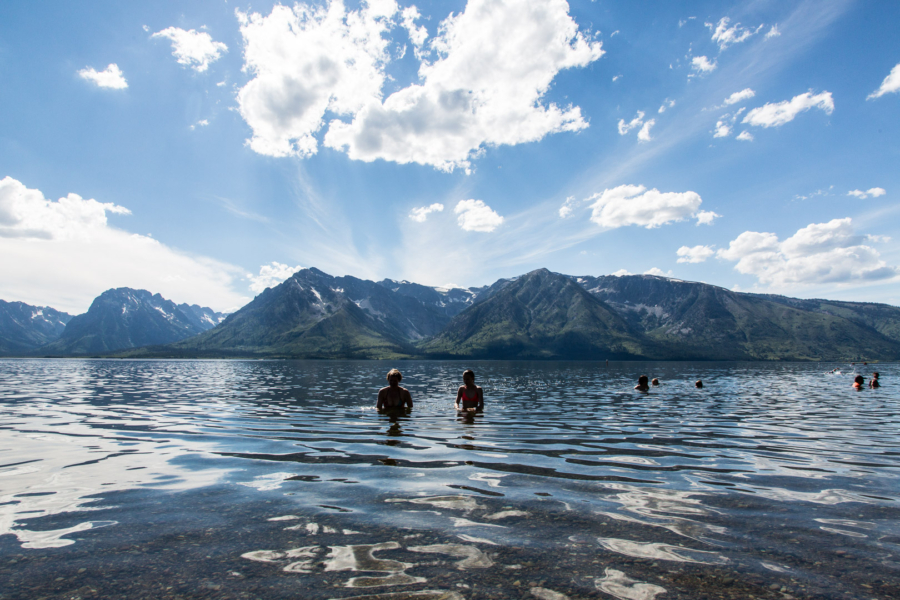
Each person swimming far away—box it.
[377,368,413,411]
[634,375,650,392]
[870,372,880,389]
[695,380,703,389]
[455,369,484,413]
[651,378,660,386]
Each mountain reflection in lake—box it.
[1,359,899,599]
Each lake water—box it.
[1,359,898,600]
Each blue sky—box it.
[1,0,898,314]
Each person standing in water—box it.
[852,375,865,390]
[455,369,484,412]
[634,375,650,392]
[377,368,413,411]
[870,372,880,388]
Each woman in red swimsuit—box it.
[455,369,484,412]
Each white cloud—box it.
[610,269,632,276]
[765,25,781,39]
[0,176,248,313]
[691,56,717,74]
[587,184,705,229]
[618,111,653,141]
[735,130,753,141]
[706,17,762,50]
[454,199,504,232]
[151,27,228,72]
[868,62,900,100]
[189,119,209,130]
[409,202,445,222]
[658,99,675,113]
[695,210,721,225]
[618,111,645,135]
[612,74,621,82]
[867,234,891,243]
[77,64,128,89]
[713,120,731,138]
[643,267,671,277]
[848,187,886,199]
[677,245,715,263]
[249,262,303,294]
[235,1,395,158]
[724,88,755,105]
[325,0,605,172]
[558,196,576,218]
[637,119,655,142]
[399,5,428,56]
[610,30,620,37]
[742,91,834,128]
[717,218,897,287]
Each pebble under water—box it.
[1,358,899,600]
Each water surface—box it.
[1,359,898,599]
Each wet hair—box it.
[873,372,880,378]
[854,375,865,385]
[463,369,475,381]
[386,368,402,382]
[638,375,648,385]
[695,380,703,388]
[651,378,659,385]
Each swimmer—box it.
[377,368,413,411]
[695,379,703,389]
[634,375,649,392]
[455,369,484,412]
[852,375,865,390]
[651,378,660,386]
[870,372,880,389]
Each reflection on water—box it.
[1,358,900,599]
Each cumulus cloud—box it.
[77,64,128,89]
[695,210,721,225]
[848,187,886,199]
[742,91,834,128]
[717,218,897,287]
[643,267,672,277]
[735,130,753,141]
[610,269,632,276]
[455,199,504,232]
[0,176,247,313]
[691,56,717,74]
[618,111,653,141]
[706,17,762,50]
[713,119,731,138]
[868,62,900,100]
[724,88,755,105]
[677,245,715,263]
[151,27,228,72]
[409,202,444,222]
[637,119,655,142]
[235,1,395,158]
[399,5,428,57]
[325,0,605,172]
[587,184,705,229]
[248,262,303,294]
[558,196,576,218]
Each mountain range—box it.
[3,268,900,361]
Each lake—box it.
[1,359,898,600]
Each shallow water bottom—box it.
[3,482,900,600]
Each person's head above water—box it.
[651,378,659,386]
[695,380,703,388]
[638,375,648,385]
[386,368,402,384]
[854,375,865,385]
[463,369,475,384]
